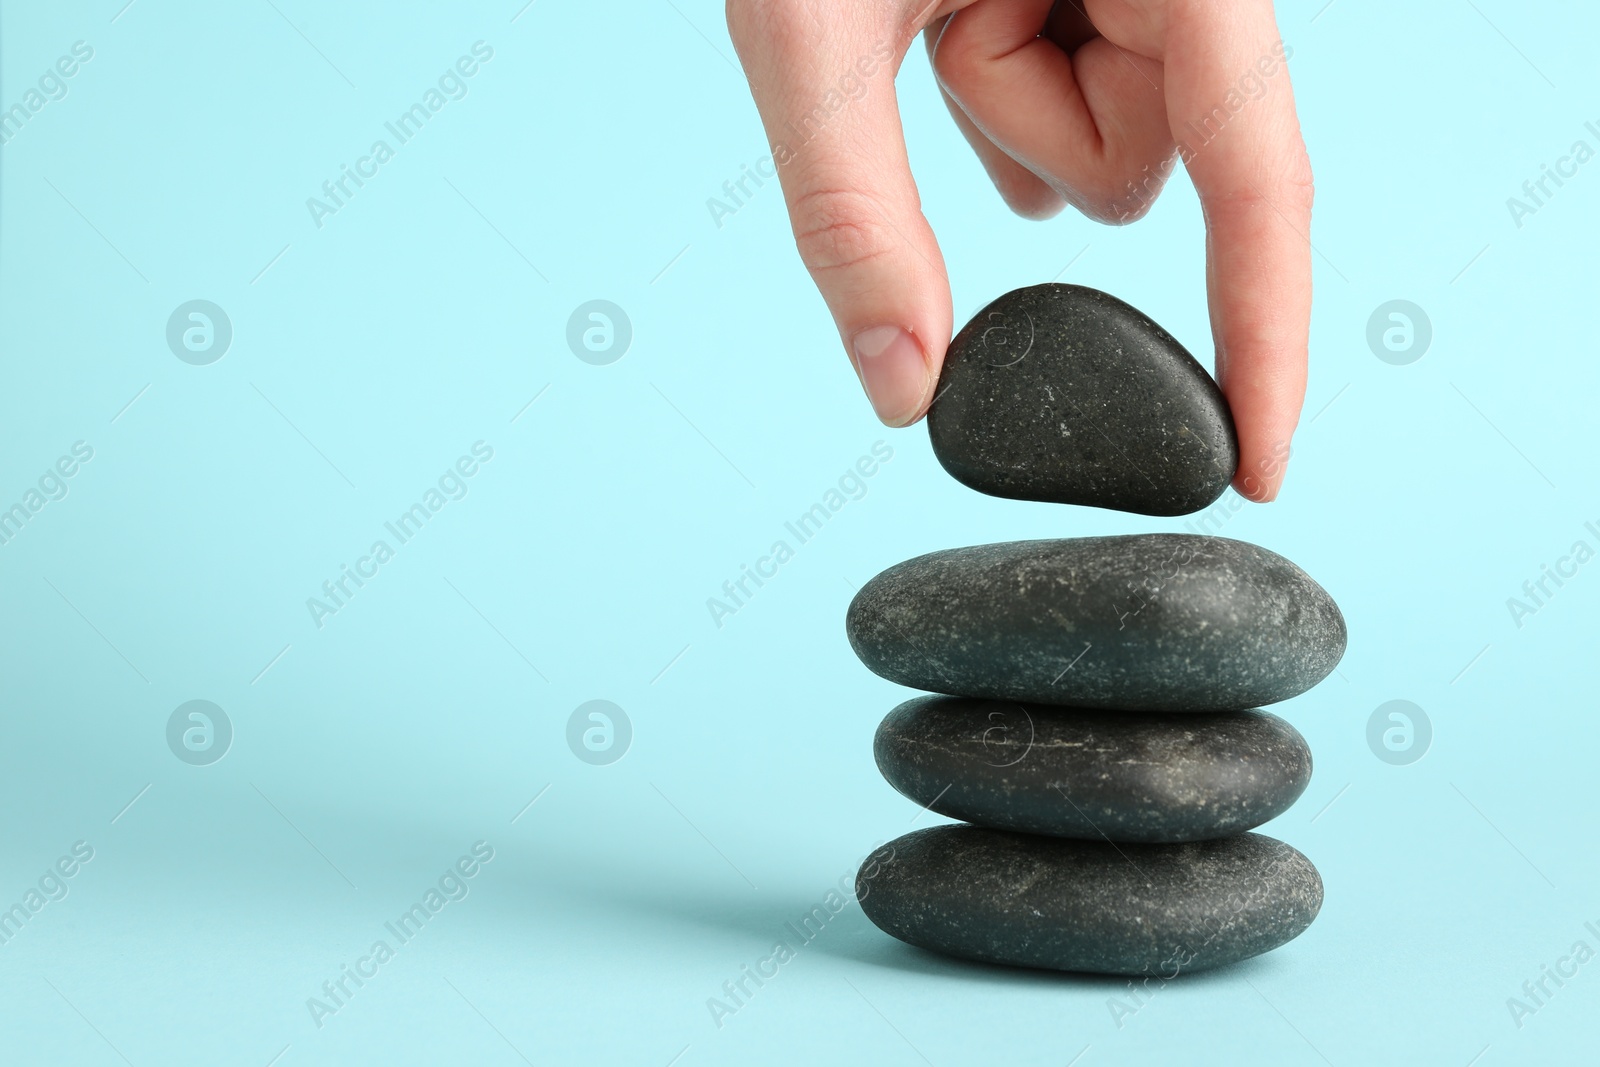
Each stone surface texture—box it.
[846,533,1346,711]
[857,825,1322,975]
[874,696,1312,842]
[928,284,1237,516]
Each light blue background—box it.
[1,1,1595,1064]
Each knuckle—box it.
[1203,148,1316,216]
[1282,149,1316,208]
[790,187,899,274]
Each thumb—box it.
[728,2,951,426]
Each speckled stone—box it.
[857,825,1321,975]
[927,284,1237,516]
[874,696,1311,842]
[846,533,1345,711]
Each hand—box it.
[726,0,1313,501]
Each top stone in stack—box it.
[847,533,1345,711]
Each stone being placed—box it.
[856,825,1321,976]
[874,696,1311,843]
[927,284,1237,516]
[846,533,1345,711]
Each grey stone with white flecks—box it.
[846,533,1345,711]
[927,284,1237,516]
[874,696,1312,842]
[856,825,1322,976]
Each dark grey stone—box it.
[928,284,1237,516]
[875,697,1311,842]
[857,825,1321,975]
[846,534,1345,711]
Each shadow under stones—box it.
[809,911,1291,991]
[503,849,1292,992]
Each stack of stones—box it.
[846,284,1347,976]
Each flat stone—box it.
[846,533,1345,711]
[875,697,1311,842]
[928,284,1237,516]
[857,825,1321,975]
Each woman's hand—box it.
[726,0,1312,501]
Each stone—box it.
[856,825,1321,976]
[874,696,1311,842]
[928,284,1237,516]
[846,533,1345,711]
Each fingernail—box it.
[852,326,929,426]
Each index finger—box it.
[1161,3,1313,502]
[726,2,954,427]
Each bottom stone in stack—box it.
[856,825,1321,976]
